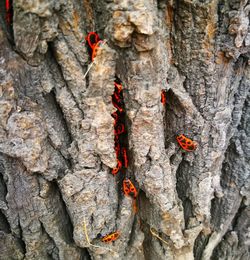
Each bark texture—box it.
[0,0,249,259]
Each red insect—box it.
[5,0,13,25]
[85,32,103,61]
[111,111,119,120]
[114,134,119,145]
[101,231,120,243]
[114,143,120,158]
[112,98,123,113]
[123,179,138,213]
[121,148,128,168]
[161,90,166,105]
[176,134,197,152]
[91,40,103,61]
[123,179,138,199]
[115,123,125,135]
[114,81,123,93]
[111,111,119,124]
[114,91,121,103]
[112,160,122,175]
[85,32,100,49]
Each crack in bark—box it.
[0,209,10,233]
[48,42,85,119]
[52,181,75,244]
[17,217,27,256]
[175,159,192,229]
[39,219,60,260]
[0,163,8,208]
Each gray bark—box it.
[0,0,249,259]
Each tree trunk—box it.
[0,0,249,259]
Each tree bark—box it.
[0,0,249,259]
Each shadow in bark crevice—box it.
[43,91,73,174]
[17,218,27,256]
[141,218,170,260]
[0,2,14,44]
[0,210,11,233]
[176,159,194,229]
[51,181,75,244]
[164,88,187,149]
[44,91,73,145]
[80,248,92,260]
[211,201,248,260]
[0,161,7,204]
[47,42,85,118]
[193,230,210,260]
[39,220,59,260]
[230,200,247,232]
[210,138,241,230]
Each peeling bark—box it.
[0,0,249,259]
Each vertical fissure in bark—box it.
[17,218,27,256]
[0,163,7,204]
[175,159,193,229]
[51,181,75,244]
[80,248,92,260]
[230,199,247,231]
[164,88,186,143]
[211,199,247,260]
[0,209,10,233]
[39,220,60,260]
[193,230,210,260]
[141,220,156,260]
[48,43,85,118]
[217,0,225,29]
[141,218,170,260]
[210,141,239,229]
[125,214,138,250]
[45,90,71,144]
[114,54,143,210]
[0,1,14,43]
[43,90,73,170]
[110,72,134,226]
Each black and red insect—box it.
[91,40,103,61]
[85,31,100,49]
[121,147,128,168]
[112,160,122,175]
[101,231,120,243]
[176,134,197,152]
[123,179,138,199]
[161,90,166,105]
[123,179,138,213]
[114,123,125,135]
[5,0,13,25]
[112,81,124,113]
[85,32,102,61]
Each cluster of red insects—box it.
[4,0,196,245]
[86,32,197,243]
[86,32,138,243]
[111,77,128,175]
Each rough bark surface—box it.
[0,0,249,259]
